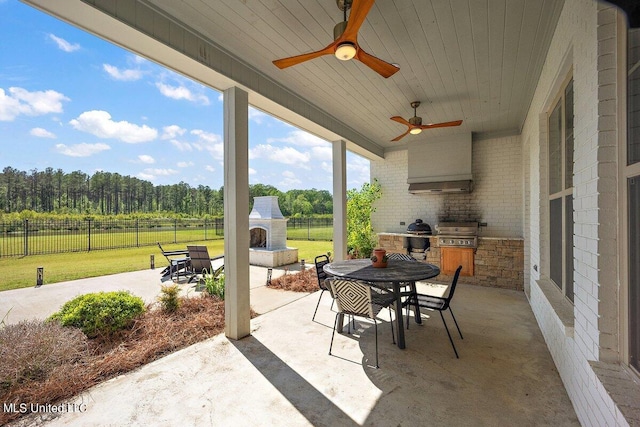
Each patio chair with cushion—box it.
[328,278,397,369]
[312,254,336,321]
[187,245,216,283]
[404,265,464,358]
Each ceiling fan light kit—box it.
[272,0,399,78]
[390,101,463,141]
[335,42,356,60]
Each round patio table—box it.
[324,258,440,349]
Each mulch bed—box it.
[0,295,256,426]
[267,267,320,293]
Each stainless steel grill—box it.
[436,222,479,248]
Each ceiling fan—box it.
[390,102,463,141]
[272,0,399,78]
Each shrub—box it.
[49,291,145,337]
[200,266,225,299]
[347,179,382,258]
[158,284,181,313]
[0,320,87,391]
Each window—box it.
[627,26,640,373]
[548,77,574,302]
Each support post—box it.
[223,86,251,340]
[332,140,348,260]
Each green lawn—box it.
[0,239,332,292]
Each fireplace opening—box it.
[250,227,267,248]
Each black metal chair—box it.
[385,252,416,262]
[328,278,396,369]
[405,265,464,358]
[384,252,419,311]
[157,242,190,281]
[312,254,335,321]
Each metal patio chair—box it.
[328,278,396,369]
[312,254,336,321]
[404,265,464,358]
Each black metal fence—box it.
[0,217,333,257]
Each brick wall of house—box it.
[520,0,632,424]
[371,134,523,238]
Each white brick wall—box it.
[371,135,523,238]
[521,0,632,425]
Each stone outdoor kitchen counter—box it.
[377,233,524,291]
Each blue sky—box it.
[0,0,370,192]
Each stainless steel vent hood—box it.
[408,180,473,193]
[407,133,473,194]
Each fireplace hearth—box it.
[249,196,298,267]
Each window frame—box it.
[622,20,640,376]
[547,74,575,303]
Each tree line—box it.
[0,167,333,218]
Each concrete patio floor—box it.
[2,267,580,426]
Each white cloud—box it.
[248,168,257,175]
[170,140,193,152]
[248,107,268,124]
[156,82,210,105]
[347,153,371,189]
[205,165,215,172]
[320,161,332,173]
[250,144,310,167]
[279,170,302,188]
[267,129,329,147]
[132,55,147,65]
[161,125,186,140]
[143,168,178,176]
[191,129,224,160]
[54,142,110,157]
[103,64,143,81]
[177,161,194,168]
[0,87,69,121]
[311,146,332,161]
[138,154,155,164]
[30,127,56,138]
[48,34,80,52]
[190,129,220,144]
[69,110,157,143]
[137,172,155,180]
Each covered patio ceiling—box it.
[23,0,564,157]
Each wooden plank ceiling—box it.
[144,0,564,148]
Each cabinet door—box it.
[441,248,474,276]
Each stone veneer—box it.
[378,234,524,291]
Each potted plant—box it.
[370,248,388,268]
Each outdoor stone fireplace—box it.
[249,196,298,267]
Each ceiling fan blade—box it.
[273,42,337,69]
[421,120,463,130]
[390,116,411,126]
[355,49,399,78]
[341,0,375,41]
[391,128,411,142]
